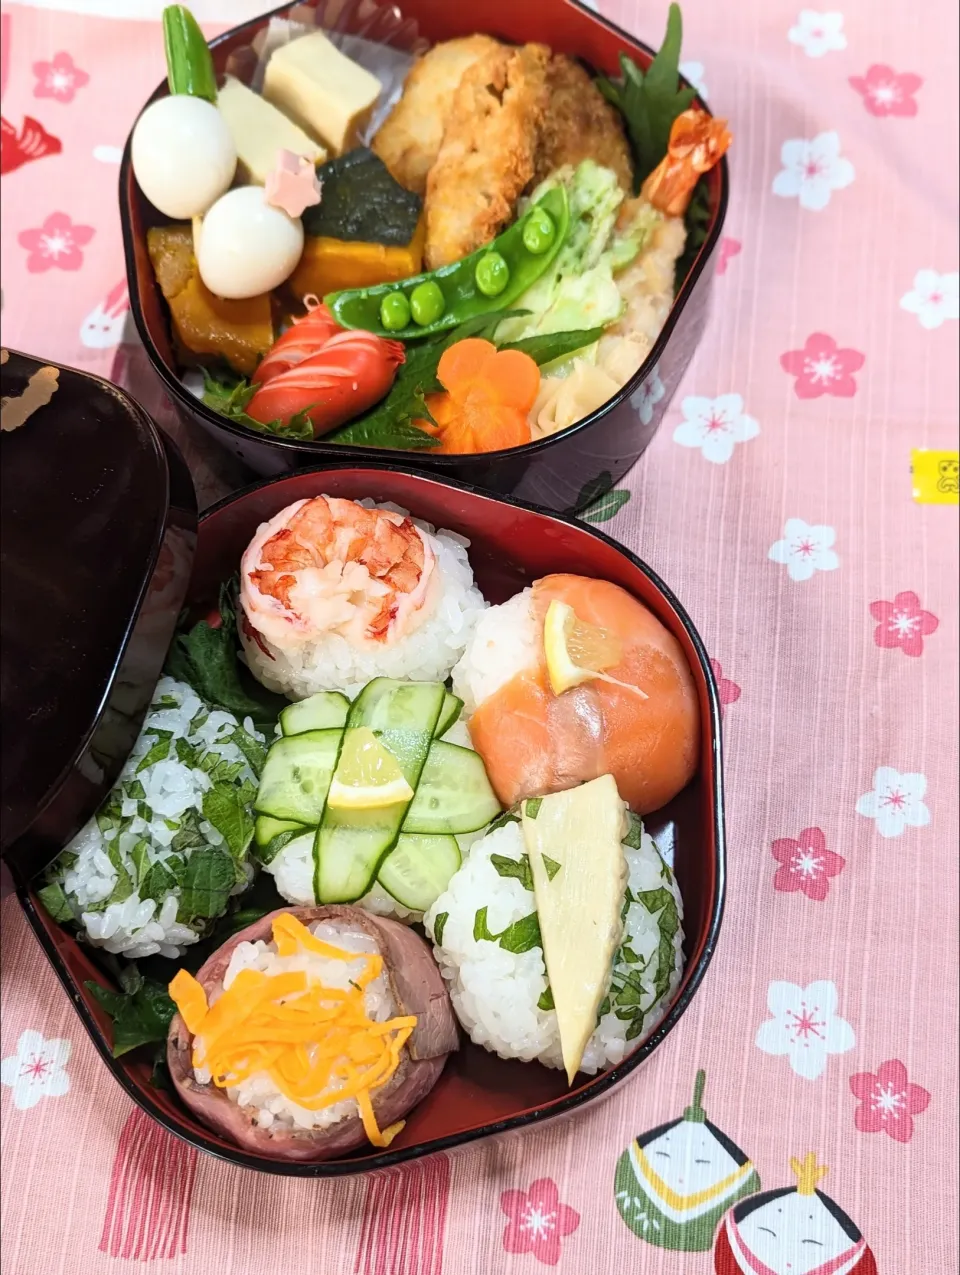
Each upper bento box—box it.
[121,0,730,514]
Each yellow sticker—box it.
[911,449,959,504]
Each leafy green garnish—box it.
[676,177,712,293]
[537,986,555,1011]
[136,729,173,773]
[164,579,288,728]
[542,855,561,881]
[497,327,604,367]
[37,882,74,923]
[473,905,542,954]
[432,911,449,946]
[176,846,236,921]
[595,3,696,189]
[200,367,315,442]
[524,798,542,820]
[491,853,534,890]
[86,965,177,1057]
[202,780,256,860]
[139,860,177,904]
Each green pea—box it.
[410,281,445,327]
[379,291,411,331]
[475,251,510,298]
[522,209,555,255]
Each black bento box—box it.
[120,0,730,514]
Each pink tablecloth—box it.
[1,2,957,1272]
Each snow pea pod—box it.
[325,186,570,340]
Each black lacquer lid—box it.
[0,349,197,886]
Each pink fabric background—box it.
[1,1,957,1272]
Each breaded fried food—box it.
[372,35,503,195]
[424,42,551,269]
[532,55,634,192]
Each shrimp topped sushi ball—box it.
[240,496,486,699]
[452,574,700,815]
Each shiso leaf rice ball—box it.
[41,677,266,960]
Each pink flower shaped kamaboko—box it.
[501,1178,580,1266]
[850,1060,930,1143]
[33,51,89,104]
[849,65,922,118]
[18,211,94,273]
[772,827,845,902]
[870,591,938,657]
[780,333,865,399]
[710,658,741,716]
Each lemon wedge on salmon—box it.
[543,599,647,698]
[326,727,415,810]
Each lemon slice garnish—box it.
[326,727,415,810]
[543,599,647,698]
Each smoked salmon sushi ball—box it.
[451,574,699,815]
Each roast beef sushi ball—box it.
[168,906,458,1161]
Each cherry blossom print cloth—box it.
[0,1,957,1273]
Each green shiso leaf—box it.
[86,966,177,1057]
[176,846,236,921]
[432,911,449,946]
[472,906,542,954]
[595,3,696,190]
[37,882,74,923]
[200,367,315,442]
[202,781,255,860]
[164,578,288,728]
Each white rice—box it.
[48,677,264,958]
[194,920,396,1132]
[266,715,488,923]
[451,588,539,716]
[240,501,488,701]
[423,816,684,1074]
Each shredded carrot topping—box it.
[169,914,416,1148]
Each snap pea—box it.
[325,186,570,340]
[475,251,510,297]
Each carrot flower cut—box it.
[420,338,540,454]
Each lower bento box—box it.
[121,0,730,514]
[13,461,725,1176]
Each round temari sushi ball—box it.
[423,812,684,1073]
[43,678,264,959]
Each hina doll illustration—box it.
[714,1153,878,1275]
[614,1070,761,1251]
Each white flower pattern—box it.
[755,980,855,1080]
[768,518,839,581]
[787,10,847,58]
[1,1029,72,1109]
[679,61,708,100]
[772,131,855,211]
[631,363,665,424]
[899,270,959,330]
[673,393,760,464]
[856,767,931,838]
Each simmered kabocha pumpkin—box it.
[146,225,274,376]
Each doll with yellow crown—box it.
[713,1152,878,1275]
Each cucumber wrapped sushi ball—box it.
[41,678,266,959]
[252,678,501,924]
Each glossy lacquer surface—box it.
[0,350,196,885]
[21,465,725,1177]
[120,0,729,513]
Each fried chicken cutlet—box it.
[423,42,550,269]
[532,54,634,191]
[372,35,503,195]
